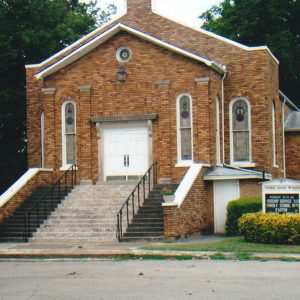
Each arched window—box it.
[62,101,76,167]
[177,93,193,163]
[230,97,251,163]
[215,96,221,165]
[272,100,277,166]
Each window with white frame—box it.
[230,97,251,163]
[62,101,76,166]
[177,93,193,163]
[272,100,277,166]
[215,96,221,164]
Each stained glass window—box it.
[178,95,192,161]
[64,102,76,165]
[231,99,250,162]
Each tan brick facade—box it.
[0,170,53,225]
[26,0,284,182]
[285,132,300,180]
[239,180,262,198]
[164,168,208,238]
[24,0,294,237]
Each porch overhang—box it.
[204,165,272,181]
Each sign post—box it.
[262,179,300,214]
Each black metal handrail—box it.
[23,164,77,241]
[116,162,157,241]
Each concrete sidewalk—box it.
[0,235,299,261]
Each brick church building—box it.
[0,0,299,242]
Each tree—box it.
[0,0,116,194]
[200,0,300,105]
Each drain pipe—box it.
[221,68,227,165]
[282,97,287,178]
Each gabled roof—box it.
[153,10,279,64]
[34,23,226,79]
[204,165,272,181]
[285,111,300,132]
[280,90,300,112]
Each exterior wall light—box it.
[117,68,127,82]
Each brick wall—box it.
[28,32,221,183]
[239,180,262,198]
[0,170,53,225]
[285,132,300,180]
[163,168,208,238]
[26,0,284,184]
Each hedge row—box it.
[226,197,262,236]
[238,212,300,244]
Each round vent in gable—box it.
[116,46,132,62]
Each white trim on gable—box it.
[152,10,279,65]
[34,23,226,79]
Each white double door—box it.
[103,126,149,181]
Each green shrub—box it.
[226,197,262,236]
[238,212,300,244]
[288,234,300,245]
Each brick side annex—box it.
[21,0,299,236]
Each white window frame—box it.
[216,96,221,165]
[40,111,45,168]
[272,100,278,167]
[176,93,193,167]
[61,100,76,169]
[229,97,254,167]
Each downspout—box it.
[221,68,227,165]
[282,97,287,178]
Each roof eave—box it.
[280,90,300,111]
[35,23,225,80]
[204,175,271,181]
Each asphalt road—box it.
[0,259,300,299]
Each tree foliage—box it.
[0,0,116,194]
[200,0,300,105]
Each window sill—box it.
[273,164,279,168]
[231,162,256,168]
[175,162,193,168]
[60,165,78,171]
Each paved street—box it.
[0,260,300,299]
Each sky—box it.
[87,0,223,27]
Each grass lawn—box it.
[142,236,300,254]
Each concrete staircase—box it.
[120,184,178,242]
[31,183,135,243]
[0,186,72,243]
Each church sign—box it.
[262,179,300,214]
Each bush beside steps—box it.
[226,197,262,236]
[238,212,300,245]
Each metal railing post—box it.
[22,164,77,243]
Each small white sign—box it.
[262,179,300,214]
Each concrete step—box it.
[123,231,164,237]
[34,231,117,238]
[46,219,116,225]
[126,227,163,233]
[30,237,117,243]
[31,183,134,243]
[37,225,116,233]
